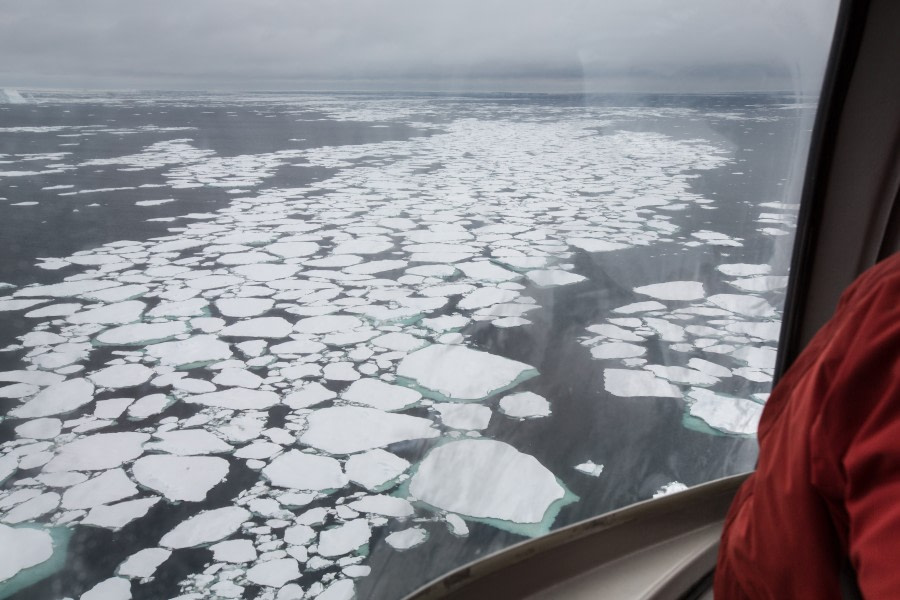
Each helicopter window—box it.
[0,2,840,599]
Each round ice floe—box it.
[341,378,422,412]
[348,495,414,518]
[262,450,347,491]
[409,439,564,523]
[634,281,705,301]
[0,383,40,400]
[95,321,186,346]
[246,558,301,587]
[10,378,95,418]
[14,418,62,440]
[43,432,150,472]
[333,239,394,255]
[159,506,251,549]
[215,297,274,318]
[299,407,439,455]
[146,298,209,319]
[397,344,535,401]
[88,364,154,389]
[220,317,292,338]
[146,335,232,367]
[2,492,60,524]
[498,391,551,419]
[132,455,229,502]
[212,368,264,389]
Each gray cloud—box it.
[0,0,840,92]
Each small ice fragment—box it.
[574,460,605,477]
[445,513,469,537]
[385,527,428,551]
[653,482,689,498]
[498,391,551,419]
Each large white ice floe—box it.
[145,335,232,367]
[603,369,682,398]
[43,432,149,472]
[397,344,536,400]
[686,388,764,435]
[80,497,161,530]
[246,558,301,587]
[341,378,422,411]
[317,519,372,557]
[293,315,364,334]
[262,450,347,490]
[525,269,586,287]
[95,321,186,345]
[634,281,705,301]
[707,294,777,317]
[145,430,233,455]
[117,547,172,579]
[159,506,251,549]
[131,455,229,502]
[220,317,292,338]
[409,439,564,524]
[299,406,439,455]
[0,523,54,582]
[183,388,280,410]
[88,364,154,389]
[9,378,94,418]
[61,468,138,509]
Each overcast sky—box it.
[0,0,840,93]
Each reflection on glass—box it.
[0,2,838,599]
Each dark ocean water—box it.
[0,91,810,599]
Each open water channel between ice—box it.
[0,91,810,599]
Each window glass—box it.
[0,2,839,599]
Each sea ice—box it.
[81,497,160,530]
[341,378,422,411]
[262,450,347,490]
[88,364,153,389]
[525,270,586,287]
[14,418,62,440]
[293,315,364,334]
[61,468,138,510]
[95,322,186,346]
[343,449,410,490]
[602,369,681,398]
[9,378,94,418]
[574,460,605,477]
[209,539,256,563]
[707,294,776,317]
[246,558,301,587]
[498,391,551,419]
[385,527,428,551]
[590,342,646,360]
[348,495,414,518]
[397,344,535,401]
[132,455,229,502]
[409,439,564,523]
[117,547,171,579]
[183,389,280,410]
[159,506,251,549]
[686,388,763,435]
[80,577,132,600]
[653,482,689,498]
[613,301,667,314]
[299,407,438,455]
[634,281,705,301]
[318,519,371,557]
[43,432,149,472]
[146,335,232,367]
[68,300,145,325]
[432,403,491,430]
[220,317,292,338]
[216,298,275,318]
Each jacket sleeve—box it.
[813,273,900,599]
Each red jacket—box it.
[716,252,900,599]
